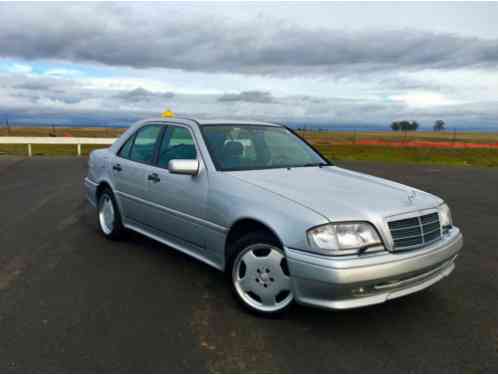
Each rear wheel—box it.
[97,188,125,240]
[230,232,293,316]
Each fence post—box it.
[27,144,32,157]
[77,144,82,156]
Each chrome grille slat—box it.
[423,227,441,236]
[388,218,419,229]
[423,221,440,229]
[421,219,440,226]
[421,213,439,224]
[392,232,425,241]
[390,224,423,231]
[388,212,442,251]
[389,227,422,238]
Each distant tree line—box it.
[390,120,447,132]
[390,120,419,131]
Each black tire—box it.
[97,188,125,240]
[228,231,294,317]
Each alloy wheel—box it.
[99,193,115,235]
[232,244,293,313]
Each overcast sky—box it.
[1,2,498,129]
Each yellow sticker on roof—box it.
[162,109,174,118]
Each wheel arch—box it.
[95,180,123,217]
[96,180,113,202]
[225,217,284,264]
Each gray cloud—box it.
[376,76,448,93]
[1,69,498,130]
[2,75,498,129]
[14,81,52,91]
[114,87,174,103]
[1,4,498,76]
[218,91,275,103]
[5,75,86,104]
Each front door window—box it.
[158,126,197,169]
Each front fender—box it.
[208,173,328,251]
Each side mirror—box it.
[168,159,199,176]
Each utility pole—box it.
[5,114,10,136]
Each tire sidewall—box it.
[228,231,293,317]
[97,188,123,240]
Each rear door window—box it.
[129,125,163,164]
[118,135,134,159]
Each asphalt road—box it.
[0,156,496,373]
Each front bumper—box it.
[285,228,463,310]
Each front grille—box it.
[388,212,441,251]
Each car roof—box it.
[141,117,283,127]
[196,119,282,127]
[110,117,287,155]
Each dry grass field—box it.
[299,130,498,167]
[1,127,498,167]
[300,130,498,145]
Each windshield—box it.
[201,125,330,171]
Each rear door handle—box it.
[113,164,122,172]
[148,173,160,183]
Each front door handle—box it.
[113,164,122,172]
[148,173,160,183]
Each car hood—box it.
[227,166,442,222]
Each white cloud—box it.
[43,68,83,77]
[389,92,461,108]
[8,63,32,74]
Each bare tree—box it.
[433,120,446,131]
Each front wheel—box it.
[230,232,294,316]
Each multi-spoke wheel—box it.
[97,188,124,240]
[231,233,293,315]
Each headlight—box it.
[439,203,453,233]
[307,222,382,255]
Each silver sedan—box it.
[85,118,463,316]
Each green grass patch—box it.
[0,144,109,156]
[81,144,110,155]
[0,144,29,155]
[318,144,498,168]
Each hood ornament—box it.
[407,190,417,205]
